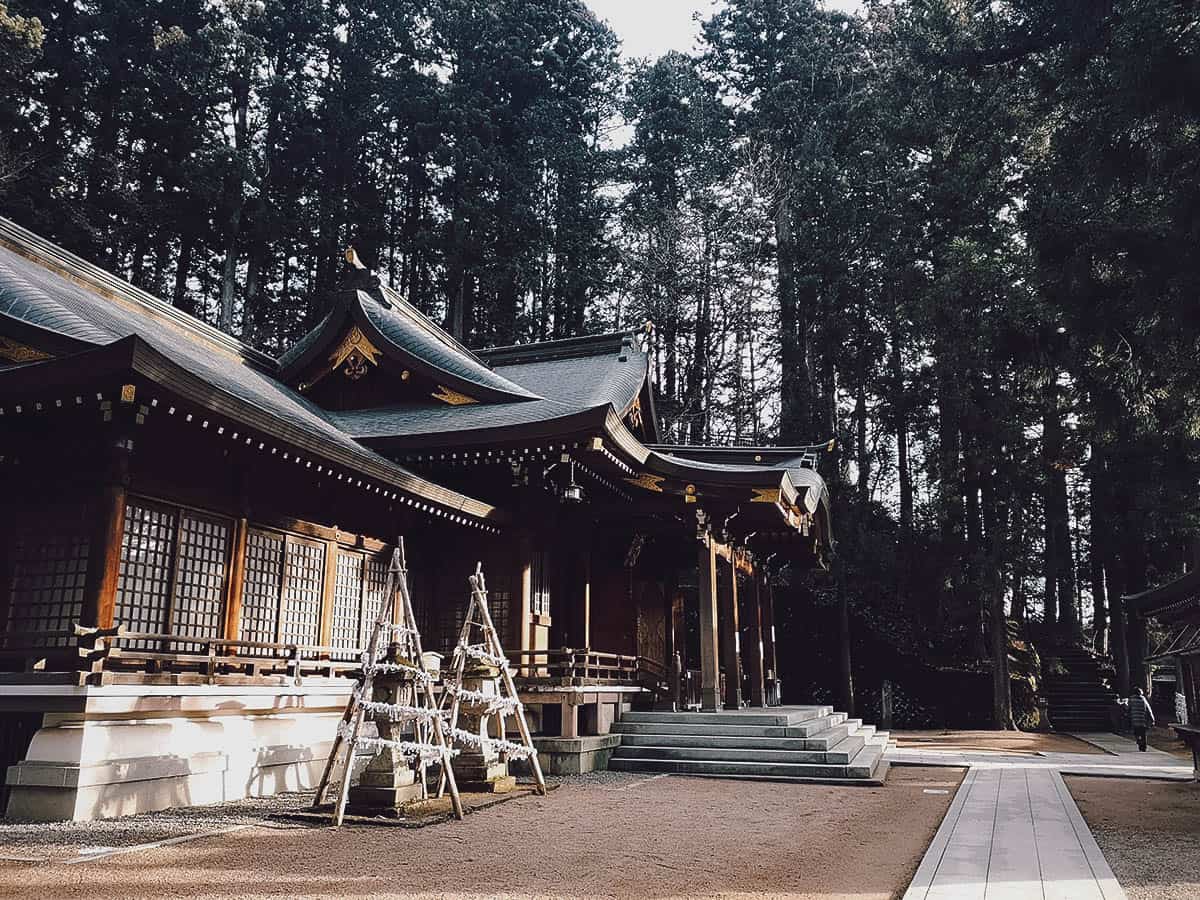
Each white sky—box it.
[585,0,864,60]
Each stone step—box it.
[608,741,885,781]
[614,730,869,758]
[618,707,832,727]
[611,742,864,765]
[611,712,846,739]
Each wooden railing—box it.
[0,624,365,685]
[508,647,669,696]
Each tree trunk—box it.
[837,581,854,717]
[1089,444,1110,655]
[777,195,810,443]
[890,333,913,541]
[984,472,1013,729]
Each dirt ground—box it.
[893,729,1103,755]
[0,767,964,900]
[1067,776,1200,900]
[1147,725,1195,760]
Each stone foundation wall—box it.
[2,679,353,822]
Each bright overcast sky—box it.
[585,0,864,60]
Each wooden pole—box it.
[746,571,766,708]
[81,430,131,629]
[314,546,400,810]
[698,529,720,712]
[397,543,464,820]
[719,550,743,710]
[473,567,547,795]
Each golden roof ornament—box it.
[344,246,367,270]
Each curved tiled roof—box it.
[0,218,501,524]
[278,280,539,402]
[333,331,651,442]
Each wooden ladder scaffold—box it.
[437,562,547,798]
[313,538,464,825]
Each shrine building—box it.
[0,216,880,822]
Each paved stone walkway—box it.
[898,732,1192,899]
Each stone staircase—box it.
[607,706,892,784]
[1044,645,1119,732]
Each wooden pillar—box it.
[746,571,766,708]
[318,538,338,646]
[719,551,743,710]
[698,532,720,712]
[223,517,249,641]
[762,579,779,705]
[81,403,134,629]
[517,532,533,674]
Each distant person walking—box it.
[1120,687,1156,751]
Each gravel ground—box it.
[1066,776,1200,900]
[0,767,963,898]
[893,729,1104,755]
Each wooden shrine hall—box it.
[0,216,843,822]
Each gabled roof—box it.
[1127,568,1200,620]
[278,275,539,403]
[0,217,503,526]
[334,329,653,443]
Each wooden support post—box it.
[318,539,338,646]
[81,414,132,629]
[746,572,766,708]
[698,530,720,712]
[223,517,249,641]
[719,551,742,710]
[518,532,533,675]
[581,546,591,649]
[763,579,780,705]
[560,699,579,738]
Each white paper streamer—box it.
[337,721,455,766]
[447,726,537,760]
[360,658,433,683]
[457,643,510,669]
[356,697,447,724]
[447,685,521,714]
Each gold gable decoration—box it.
[623,472,665,493]
[0,336,50,363]
[431,385,478,405]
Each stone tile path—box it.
[898,732,1192,899]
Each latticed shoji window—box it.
[170,511,231,649]
[239,528,284,644]
[487,573,513,648]
[330,550,364,653]
[115,500,178,640]
[279,538,325,646]
[360,554,389,649]
[5,506,90,648]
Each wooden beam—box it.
[719,554,742,710]
[698,533,720,711]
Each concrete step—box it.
[608,741,885,781]
[618,708,832,727]
[614,730,869,758]
[611,743,864,765]
[611,712,846,740]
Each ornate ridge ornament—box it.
[627,396,643,430]
[431,384,478,405]
[623,472,665,492]
[0,336,50,363]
